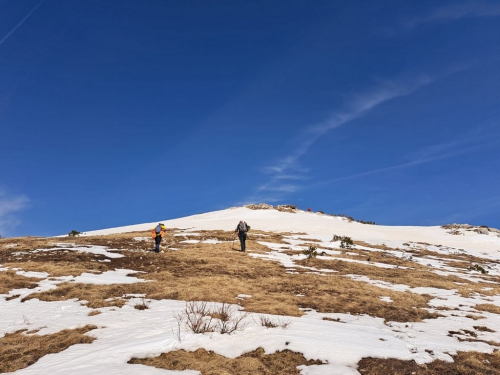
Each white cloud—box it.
[0,191,30,236]
[406,1,500,28]
[0,0,45,45]
[310,134,500,188]
[251,76,434,202]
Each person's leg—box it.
[155,236,161,253]
[240,235,246,251]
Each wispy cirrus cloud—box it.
[310,132,500,188]
[0,190,30,236]
[248,76,434,203]
[406,1,500,28]
[437,196,500,226]
[0,0,45,45]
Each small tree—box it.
[68,230,81,237]
[340,236,353,249]
[332,234,354,249]
[303,245,318,259]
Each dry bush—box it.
[357,350,500,375]
[184,301,215,334]
[174,301,248,335]
[0,325,97,373]
[257,315,291,329]
[134,297,150,310]
[129,347,325,375]
[212,302,249,334]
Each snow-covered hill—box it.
[2,205,500,374]
[84,206,500,257]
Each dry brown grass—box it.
[295,256,500,299]
[129,347,325,375]
[0,236,55,254]
[3,260,109,277]
[475,304,500,315]
[355,240,499,266]
[357,350,500,375]
[0,270,39,294]
[0,325,97,373]
[21,235,441,321]
[3,228,500,374]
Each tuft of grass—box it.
[474,325,496,333]
[134,297,150,310]
[257,315,291,329]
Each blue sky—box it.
[1,0,500,237]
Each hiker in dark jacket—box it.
[235,220,250,252]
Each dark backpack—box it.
[155,225,162,234]
[238,222,249,233]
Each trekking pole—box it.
[232,235,236,250]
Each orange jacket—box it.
[151,224,166,238]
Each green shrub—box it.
[303,245,318,259]
[332,235,354,249]
[68,230,81,237]
[469,264,488,274]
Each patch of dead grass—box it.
[129,347,325,375]
[475,304,500,315]
[0,270,39,294]
[0,325,97,373]
[357,350,500,375]
[9,230,499,324]
[3,260,109,277]
[23,246,440,321]
[295,256,496,299]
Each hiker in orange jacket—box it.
[151,223,167,253]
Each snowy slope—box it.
[2,206,500,374]
[84,207,500,257]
